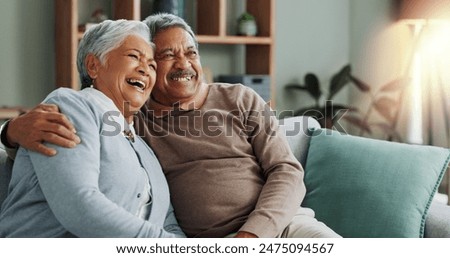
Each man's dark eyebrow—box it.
[157,48,174,54]
[158,46,196,53]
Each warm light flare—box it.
[398,0,450,147]
[419,22,450,71]
[405,21,450,144]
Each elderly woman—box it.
[0,20,185,238]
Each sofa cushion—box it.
[424,201,450,237]
[302,128,450,237]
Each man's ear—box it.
[85,54,101,80]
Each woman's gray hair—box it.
[77,19,153,89]
[143,13,198,49]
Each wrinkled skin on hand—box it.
[7,103,80,156]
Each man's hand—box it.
[7,103,80,156]
[234,231,258,238]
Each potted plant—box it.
[285,64,369,130]
[237,12,257,36]
[285,64,407,140]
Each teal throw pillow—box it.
[302,128,450,237]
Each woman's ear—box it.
[85,54,101,80]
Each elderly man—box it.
[1,13,339,238]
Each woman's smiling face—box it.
[89,35,157,121]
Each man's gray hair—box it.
[77,19,153,89]
[143,13,198,49]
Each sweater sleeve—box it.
[237,87,305,237]
[0,120,18,160]
[30,89,183,238]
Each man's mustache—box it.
[169,70,196,78]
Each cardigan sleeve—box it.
[30,89,183,238]
[163,203,186,236]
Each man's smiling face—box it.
[151,27,203,106]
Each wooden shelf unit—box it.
[55,0,141,90]
[196,0,275,103]
[54,0,275,103]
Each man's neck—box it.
[149,83,209,116]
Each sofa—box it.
[1,116,450,237]
[280,116,450,238]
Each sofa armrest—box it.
[425,200,450,237]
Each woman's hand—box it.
[7,103,80,156]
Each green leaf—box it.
[328,64,351,99]
[373,97,397,123]
[285,84,307,91]
[349,75,371,92]
[304,73,322,101]
[238,12,255,21]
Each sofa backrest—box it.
[278,116,321,167]
[0,116,320,206]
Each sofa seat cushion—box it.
[302,129,450,237]
[425,201,450,237]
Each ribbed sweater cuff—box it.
[239,215,279,238]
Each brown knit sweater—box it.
[135,83,305,237]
